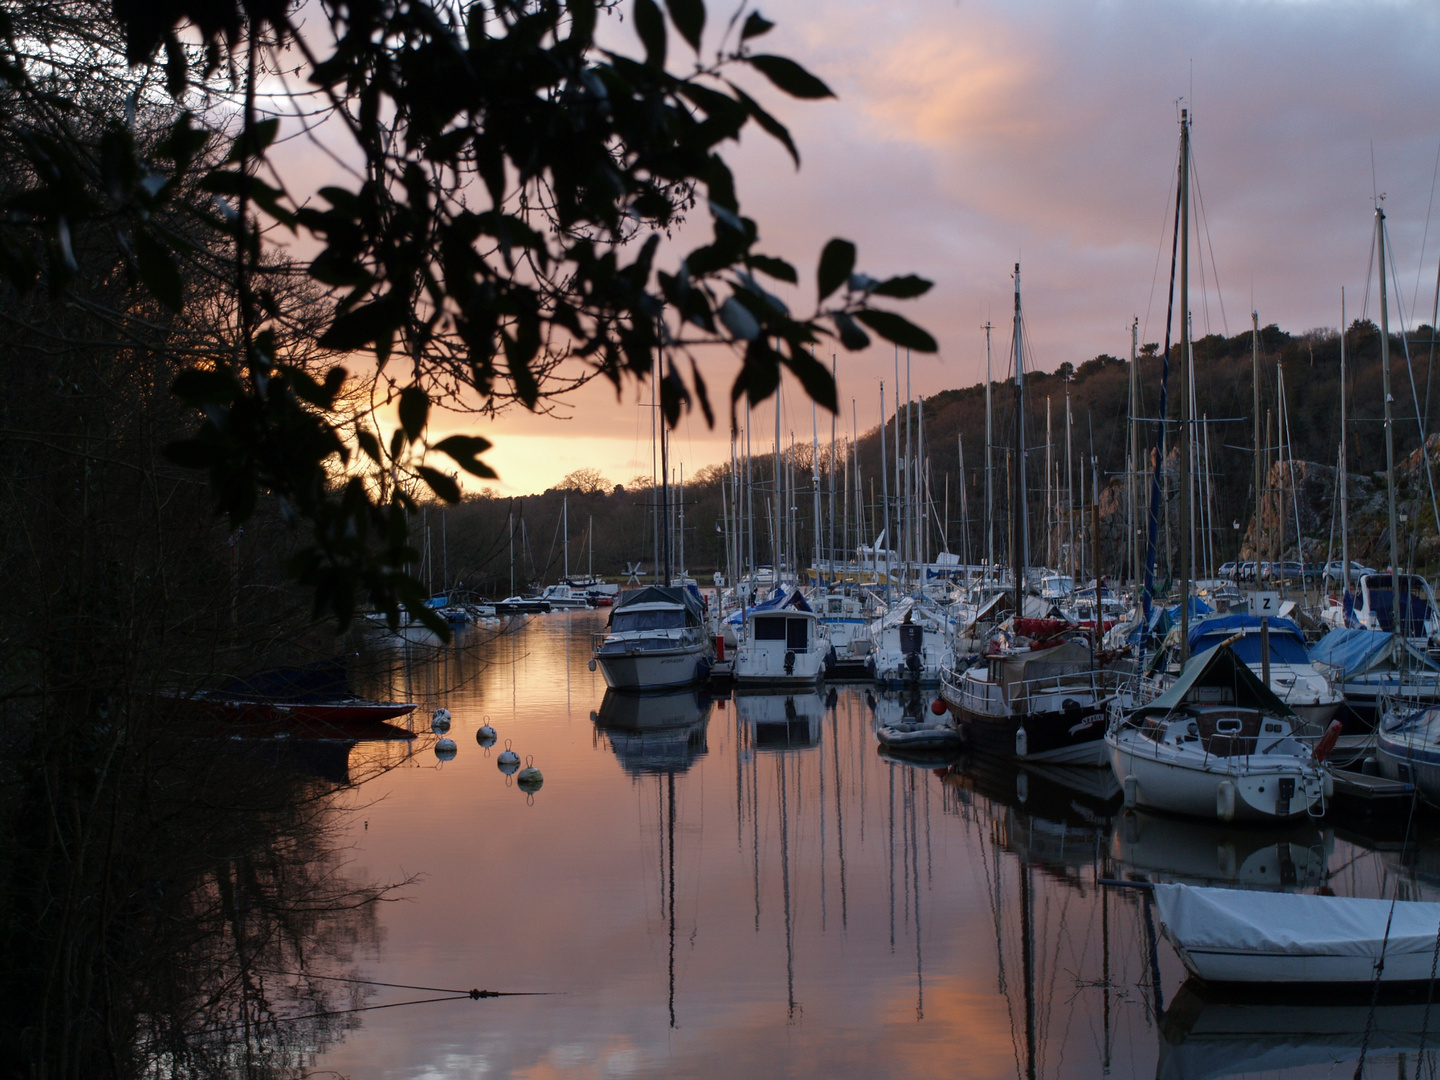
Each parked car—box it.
[1218,560,1239,579]
[1240,560,1257,581]
[1324,559,1377,586]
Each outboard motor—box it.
[899,622,923,679]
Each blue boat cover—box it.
[1187,614,1309,666]
[725,586,812,625]
[1310,627,1440,677]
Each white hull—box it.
[1154,883,1440,986]
[595,644,710,691]
[1107,728,1325,823]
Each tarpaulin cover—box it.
[1310,627,1440,677]
[222,661,350,702]
[610,585,705,626]
[1131,643,1293,719]
[1187,614,1310,666]
[1153,883,1440,960]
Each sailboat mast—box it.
[1129,318,1141,587]
[984,323,995,574]
[1178,107,1192,664]
[1340,288,1350,599]
[562,495,569,582]
[1252,310,1262,582]
[880,382,891,600]
[1378,206,1401,629]
[829,355,837,579]
[1012,263,1030,615]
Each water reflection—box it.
[1160,981,1440,1080]
[302,614,1440,1080]
[590,688,713,776]
[1112,811,1329,890]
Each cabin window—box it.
[754,616,787,641]
[786,618,809,650]
[612,610,686,633]
[828,598,843,614]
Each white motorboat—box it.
[1340,572,1440,657]
[865,595,954,687]
[1151,882,1440,987]
[809,586,873,676]
[538,583,592,609]
[590,586,712,691]
[732,590,829,687]
[1106,643,1330,823]
[495,595,550,614]
[1184,615,1342,726]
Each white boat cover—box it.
[1154,884,1440,980]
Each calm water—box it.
[293,611,1440,1079]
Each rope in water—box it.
[253,968,556,999]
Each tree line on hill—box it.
[440,318,1440,593]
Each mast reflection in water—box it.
[297,612,1440,1080]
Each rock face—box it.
[1038,435,1440,580]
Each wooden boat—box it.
[1152,882,1440,988]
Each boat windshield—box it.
[612,609,687,633]
[1367,577,1435,635]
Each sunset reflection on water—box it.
[309,610,1433,1080]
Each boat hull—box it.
[1154,884,1440,987]
[951,701,1109,765]
[594,645,711,691]
[1107,730,1323,823]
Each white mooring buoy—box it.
[432,708,452,734]
[497,739,521,774]
[517,755,544,793]
[435,736,458,761]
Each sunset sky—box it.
[293,0,1440,495]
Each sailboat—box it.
[941,264,1118,763]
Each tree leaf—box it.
[871,273,933,299]
[172,367,240,405]
[398,385,429,442]
[634,0,666,69]
[134,229,182,311]
[318,294,404,358]
[745,55,833,99]
[433,434,498,478]
[727,82,798,166]
[816,238,854,302]
[747,253,797,284]
[417,465,461,503]
[855,308,938,352]
[741,11,774,39]
[784,350,837,412]
[832,312,870,351]
[719,296,760,341]
[664,0,704,51]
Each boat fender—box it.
[1312,719,1343,763]
[1123,774,1139,810]
[1217,780,1236,822]
[517,756,544,793]
[588,658,597,672]
[1323,771,1334,800]
[1015,772,1029,803]
[930,698,947,716]
[431,708,452,734]
[435,736,458,761]
[784,650,796,676]
[1015,726,1028,758]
